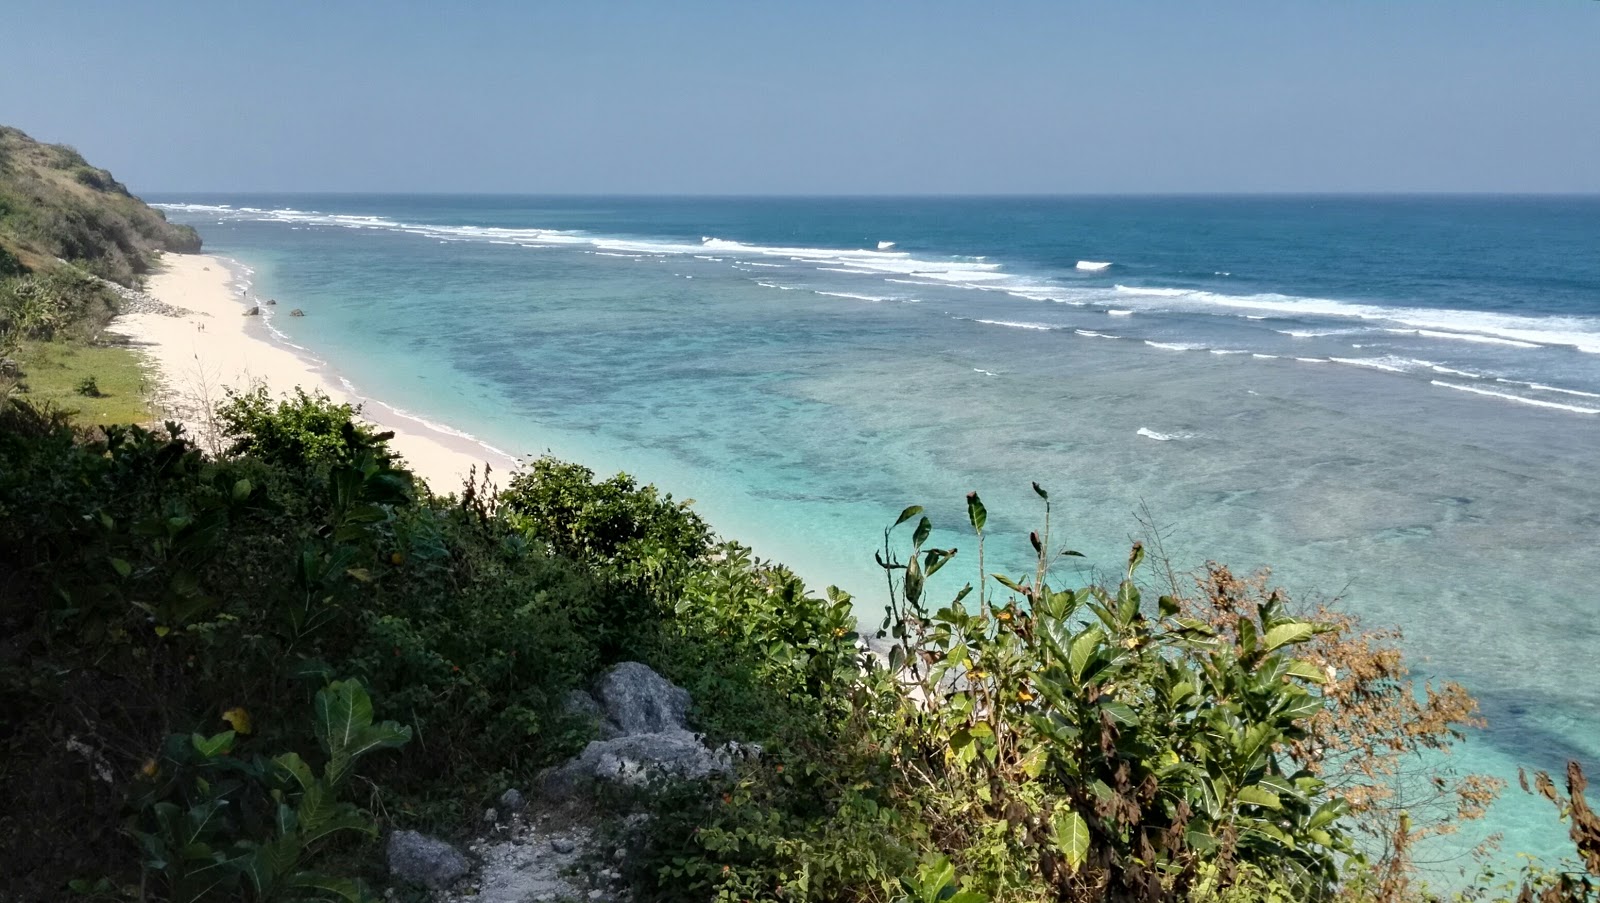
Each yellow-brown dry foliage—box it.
[1177,564,1503,901]
[1515,761,1600,902]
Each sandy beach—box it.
[110,251,515,491]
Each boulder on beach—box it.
[242,305,260,316]
[264,298,277,305]
[289,308,305,317]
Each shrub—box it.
[75,374,102,397]
[118,679,410,903]
[500,457,712,577]
[216,386,397,472]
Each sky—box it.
[3,1,1597,195]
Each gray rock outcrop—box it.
[541,663,728,798]
[387,829,469,890]
[596,661,692,736]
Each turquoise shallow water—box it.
[156,195,1600,873]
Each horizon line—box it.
[143,189,1600,200]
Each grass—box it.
[11,338,155,425]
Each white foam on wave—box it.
[1113,285,1190,297]
[1495,379,1600,400]
[1276,328,1367,338]
[1076,260,1112,272]
[1430,381,1600,415]
[815,291,893,302]
[1329,356,1415,374]
[1075,329,1119,339]
[974,319,1056,331]
[1252,353,1279,359]
[973,367,997,377]
[1209,349,1250,356]
[1101,283,1600,354]
[1430,364,1481,378]
[1403,329,1541,349]
[1137,427,1195,441]
[755,282,798,291]
[1107,309,1134,317]
[157,201,1600,357]
[1145,340,1205,351]
[918,269,1011,283]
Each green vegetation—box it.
[0,123,199,428]
[1,123,1595,903]
[3,389,1597,903]
[9,339,154,424]
[0,124,200,286]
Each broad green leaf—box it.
[1185,827,1220,854]
[272,753,316,792]
[912,516,932,549]
[1099,701,1138,727]
[314,680,411,787]
[1263,622,1317,651]
[1019,745,1047,779]
[894,505,924,528]
[296,783,372,845]
[190,730,235,759]
[1283,660,1328,684]
[1307,798,1348,831]
[991,573,1026,594]
[110,557,132,577]
[1236,785,1282,809]
[965,492,986,533]
[1256,773,1297,799]
[1237,722,1273,766]
[1238,618,1258,656]
[1068,627,1103,683]
[232,478,252,502]
[1277,693,1324,721]
[1032,481,1048,500]
[1052,810,1090,870]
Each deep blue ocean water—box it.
[155,195,1600,872]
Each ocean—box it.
[153,194,1600,870]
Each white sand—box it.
[110,252,516,491]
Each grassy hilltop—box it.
[0,124,199,285]
[0,123,203,425]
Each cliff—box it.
[0,124,200,286]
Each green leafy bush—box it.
[216,386,397,472]
[122,679,410,903]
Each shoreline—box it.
[111,250,863,600]
[110,251,518,492]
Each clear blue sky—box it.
[3,1,1596,194]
